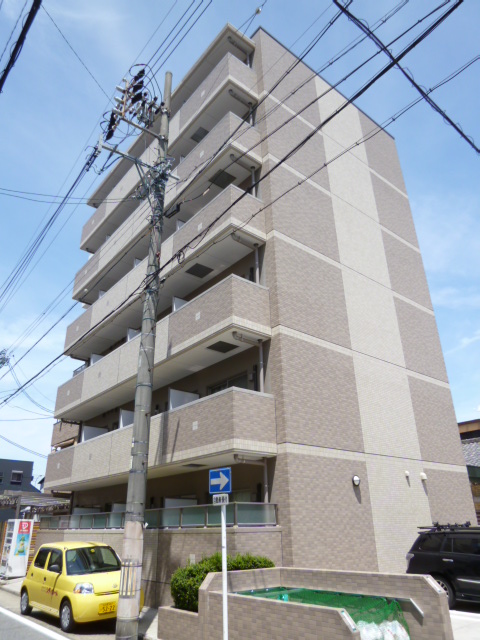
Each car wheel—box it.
[432,574,456,608]
[20,589,32,615]
[60,600,75,633]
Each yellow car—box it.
[20,541,143,632]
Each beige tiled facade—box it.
[45,24,475,609]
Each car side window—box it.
[34,548,50,568]
[417,535,443,552]
[452,537,480,555]
[47,549,63,572]
[443,538,452,552]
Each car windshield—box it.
[66,546,121,575]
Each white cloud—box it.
[445,329,480,356]
[432,286,480,310]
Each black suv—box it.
[407,522,480,608]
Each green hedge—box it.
[170,552,275,612]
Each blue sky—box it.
[0,0,479,483]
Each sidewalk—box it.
[0,577,158,639]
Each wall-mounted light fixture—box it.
[405,471,410,478]
[420,472,427,481]
[352,475,361,487]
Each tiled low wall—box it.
[158,567,453,640]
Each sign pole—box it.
[209,467,232,640]
[221,502,228,640]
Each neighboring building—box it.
[0,458,39,522]
[459,420,480,523]
[43,25,475,601]
[459,418,480,441]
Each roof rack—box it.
[417,521,480,532]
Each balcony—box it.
[82,49,257,253]
[65,186,266,358]
[57,276,271,419]
[51,421,80,449]
[74,113,262,304]
[39,503,277,531]
[46,387,276,491]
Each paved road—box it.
[0,605,67,639]
[3,575,480,640]
[0,579,157,640]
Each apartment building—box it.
[43,25,475,601]
[0,458,39,523]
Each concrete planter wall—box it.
[158,567,454,640]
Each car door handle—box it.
[442,559,454,562]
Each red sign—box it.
[18,521,32,534]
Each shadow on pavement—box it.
[454,602,480,615]
[28,609,116,635]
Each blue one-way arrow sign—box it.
[209,467,232,494]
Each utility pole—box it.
[0,0,42,94]
[96,70,173,640]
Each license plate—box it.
[98,602,117,614]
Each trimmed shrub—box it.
[170,552,275,612]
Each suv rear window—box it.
[417,535,443,552]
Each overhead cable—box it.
[334,0,479,154]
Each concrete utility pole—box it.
[0,0,42,94]
[113,71,172,640]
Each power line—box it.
[239,0,268,35]
[0,3,437,367]
[0,0,216,323]
[165,0,456,209]
[8,362,53,413]
[0,3,324,370]
[0,4,460,413]
[150,0,213,76]
[0,433,48,458]
[0,3,462,401]
[0,147,98,312]
[0,416,51,421]
[0,0,438,364]
[334,0,480,154]
[0,0,28,66]
[41,4,110,101]
[145,0,199,68]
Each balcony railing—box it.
[39,503,277,530]
[66,185,265,357]
[57,277,271,418]
[82,51,257,252]
[72,363,87,377]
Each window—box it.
[452,537,480,555]
[208,372,248,395]
[34,548,50,569]
[47,549,63,572]
[10,470,23,485]
[66,546,121,575]
[417,535,443,552]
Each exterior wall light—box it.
[352,475,361,487]
[405,471,410,478]
[420,472,427,481]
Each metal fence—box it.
[39,502,278,530]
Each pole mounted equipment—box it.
[97,68,173,640]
